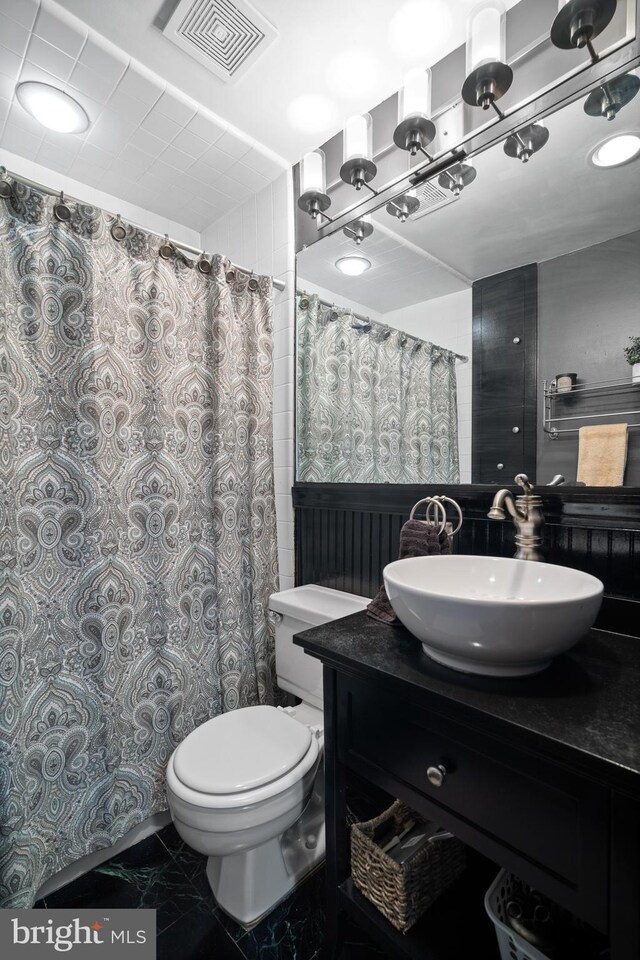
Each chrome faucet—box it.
[487,473,545,562]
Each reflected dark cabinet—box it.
[472,264,538,484]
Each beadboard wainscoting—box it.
[293,484,640,636]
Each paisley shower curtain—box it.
[0,181,278,906]
[297,292,460,483]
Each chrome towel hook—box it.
[409,497,447,534]
[409,495,463,537]
[432,495,463,536]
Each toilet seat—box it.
[173,705,313,795]
[167,708,320,810]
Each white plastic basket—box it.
[484,870,552,960]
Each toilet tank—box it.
[269,585,369,710]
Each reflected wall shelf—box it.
[543,376,640,439]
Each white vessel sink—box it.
[383,555,603,677]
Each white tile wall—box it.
[1,146,202,249]
[296,277,385,325]
[201,171,296,591]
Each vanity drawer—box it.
[339,676,609,930]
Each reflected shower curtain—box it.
[297,293,460,483]
[0,182,278,906]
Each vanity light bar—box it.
[298,1,626,229]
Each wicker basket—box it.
[350,800,466,934]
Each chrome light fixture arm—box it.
[342,215,374,245]
[550,0,617,65]
[386,194,420,222]
[297,187,335,227]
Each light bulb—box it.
[466,1,506,74]
[398,68,432,123]
[591,134,640,167]
[15,81,89,133]
[300,150,326,195]
[335,256,371,276]
[343,114,373,163]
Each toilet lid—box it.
[172,705,313,795]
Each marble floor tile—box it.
[159,824,331,959]
[34,823,385,960]
[157,906,245,960]
[38,834,200,934]
[232,869,326,960]
[157,823,208,894]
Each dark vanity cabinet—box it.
[295,614,640,960]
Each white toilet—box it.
[166,584,369,927]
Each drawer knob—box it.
[427,764,447,787]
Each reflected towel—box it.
[577,423,628,486]
[366,519,452,624]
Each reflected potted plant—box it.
[624,337,640,384]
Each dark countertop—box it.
[294,612,640,796]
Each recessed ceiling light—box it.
[590,133,640,168]
[287,94,336,134]
[16,81,90,134]
[336,256,371,276]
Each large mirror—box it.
[296,74,640,487]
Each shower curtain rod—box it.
[1,164,286,292]
[299,291,469,364]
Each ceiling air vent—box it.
[409,180,458,221]
[163,0,278,83]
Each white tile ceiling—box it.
[297,223,469,315]
[54,0,525,162]
[376,85,640,283]
[0,0,287,231]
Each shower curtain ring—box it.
[248,270,259,292]
[159,234,175,259]
[197,251,212,274]
[111,215,127,241]
[0,166,12,199]
[53,191,72,222]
